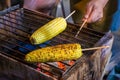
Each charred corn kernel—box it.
[25,43,83,63]
[30,17,67,45]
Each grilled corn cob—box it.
[30,17,67,45]
[25,43,83,63]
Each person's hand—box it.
[83,0,108,23]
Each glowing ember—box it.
[57,62,66,71]
[69,61,75,66]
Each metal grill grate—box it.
[0,6,112,80]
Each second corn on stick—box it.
[25,43,82,63]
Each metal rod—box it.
[82,46,109,51]
[0,38,31,51]
[60,32,95,45]
[0,32,29,44]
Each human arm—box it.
[23,0,59,14]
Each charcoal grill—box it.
[0,5,113,80]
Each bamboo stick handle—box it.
[65,10,76,20]
[82,46,109,51]
[75,19,87,38]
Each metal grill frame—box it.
[0,5,113,80]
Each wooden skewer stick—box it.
[65,10,76,20]
[75,19,87,38]
[82,46,109,51]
